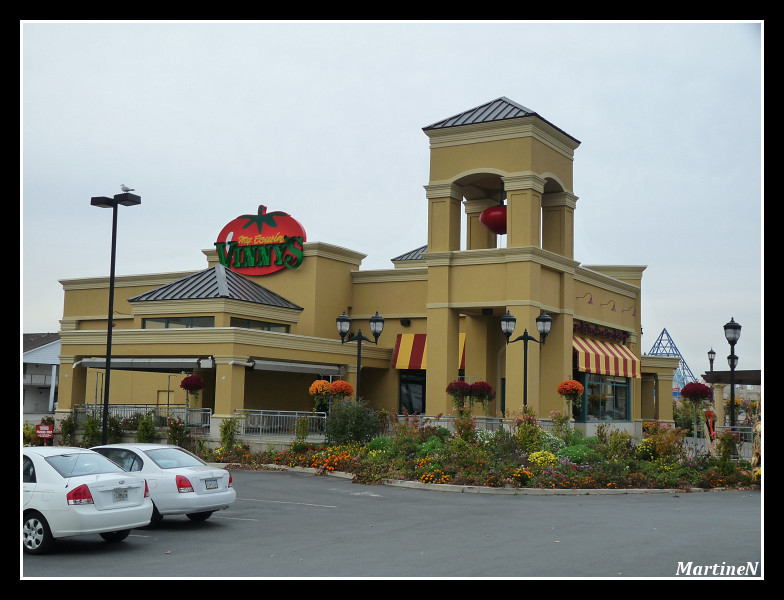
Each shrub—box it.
[135,412,157,442]
[325,399,381,445]
[528,450,558,469]
[557,444,601,465]
[58,413,78,446]
[167,415,191,448]
[81,414,102,447]
[540,431,566,453]
[219,415,241,449]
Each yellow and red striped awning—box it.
[572,336,640,379]
[392,333,466,370]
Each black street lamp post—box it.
[707,348,716,372]
[723,317,741,428]
[91,191,141,444]
[501,310,552,407]
[336,311,384,400]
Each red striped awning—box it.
[392,333,466,370]
[572,336,640,379]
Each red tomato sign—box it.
[215,205,307,276]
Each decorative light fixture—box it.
[707,348,716,372]
[90,188,141,445]
[576,293,593,304]
[723,317,741,428]
[622,305,637,316]
[600,300,616,311]
[501,310,552,407]
[336,311,384,400]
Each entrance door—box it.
[399,371,426,414]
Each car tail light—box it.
[144,480,150,498]
[176,475,194,493]
[228,473,233,488]
[66,483,94,505]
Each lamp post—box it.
[707,348,715,372]
[91,190,141,444]
[336,311,384,400]
[500,310,552,407]
[723,317,741,428]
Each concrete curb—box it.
[211,462,759,495]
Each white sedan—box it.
[23,447,153,555]
[91,443,235,523]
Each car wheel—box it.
[186,511,214,522]
[100,530,130,543]
[23,511,54,555]
[151,503,164,523]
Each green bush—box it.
[81,414,102,447]
[135,412,157,442]
[325,399,381,445]
[557,443,601,465]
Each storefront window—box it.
[142,316,215,329]
[575,373,630,422]
[229,317,290,333]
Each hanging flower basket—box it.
[180,374,205,409]
[557,379,584,413]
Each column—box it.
[425,182,462,252]
[425,306,460,415]
[503,173,545,249]
[213,357,248,418]
[541,192,578,259]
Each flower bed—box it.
[200,412,758,491]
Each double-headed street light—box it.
[723,317,742,428]
[501,310,552,407]
[91,190,141,444]
[336,311,384,400]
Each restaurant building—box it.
[56,97,678,436]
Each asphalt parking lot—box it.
[22,468,763,578]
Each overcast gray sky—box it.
[21,21,763,381]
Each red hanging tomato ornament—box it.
[479,205,507,235]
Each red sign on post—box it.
[36,424,53,439]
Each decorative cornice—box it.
[502,172,548,193]
[60,271,198,291]
[59,328,393,362]
[424,182,464,200]
[423,118,580,159]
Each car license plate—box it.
[113,489,128,502]
[205,479,218,490]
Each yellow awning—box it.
[572,336,640,378]
[392,333,466,370]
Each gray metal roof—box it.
[422,96,579,143]
[128,264,303,310]
[391,245,427,262]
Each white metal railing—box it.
[234,410,327,438]
[73,404,212,432]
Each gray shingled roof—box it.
[422,96,579,143]
[128,264,303,310]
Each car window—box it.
[23,456,36,483]
[45,451,124,478]
[145,447,206,469]
[94,448,144,472]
